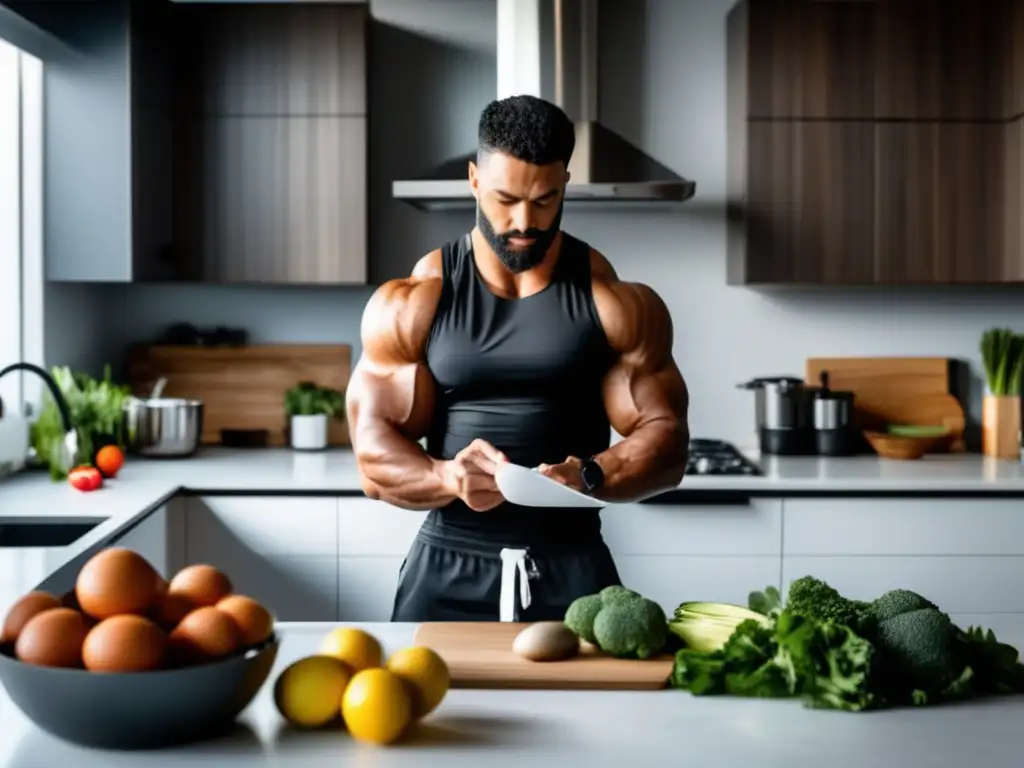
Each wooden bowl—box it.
[863,429,945,460]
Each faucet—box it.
[0,362,78,469]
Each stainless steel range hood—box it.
[391,0,696,212]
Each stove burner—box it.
[685,438,763,476]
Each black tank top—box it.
[422,232,616,548]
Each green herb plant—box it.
[980,327,1024,397]
[30,365,131,480]
[284,381,345,418]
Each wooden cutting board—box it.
[412,622,674,691]
[125,344,352,446]
[805,357,951,432]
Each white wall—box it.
[48,0,1024,448]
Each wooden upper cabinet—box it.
[740,0,876,119]
[874,124,1006,283]
[732,122,876,285]
[737,0,1010,121]
[174,4,368,117]
[875,0,1008,121]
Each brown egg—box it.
[168,606,239,666]
[60,589,82,611]
[15,608,90,668]
[76,548,162,620]
[167,565,232,608]
[82,615,166,673]
[155,592,197,631]
[216,595,273,646]
[1,591,61,645]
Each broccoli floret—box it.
[599,585,640,606]
[593,596,668,659]
[874,607,960,693]
[564,594,604,643]
[870,589,938,623]
[786,576,875,635]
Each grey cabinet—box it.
[174,3,367,118]
[174,116,367,284]
[7,0,177,282]
[172,3,369,284]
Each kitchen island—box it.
[1,621,1023,767]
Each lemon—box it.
[341,668,414,745]
[319,627,383,672]
[386,646,450,719]
[273,655,352,729]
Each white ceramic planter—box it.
[290,414,328,451]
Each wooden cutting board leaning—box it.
[804,356,965,451]
[126,344,352,447]
[412,622,674,691]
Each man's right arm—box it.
[345,274,454,510]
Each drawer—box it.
[337,498,422,556]
[601,499,782,556]
[783,499,1024,556]
[187,496,337,556]
[782,556,1024,613]
[615,555,780,615]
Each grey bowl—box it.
[0,634,279,750]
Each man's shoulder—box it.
[363,252,445,347]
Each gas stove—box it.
[685,438,763,476]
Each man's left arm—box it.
[538,280,690,501]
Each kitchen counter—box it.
[1,621,1022,766]
[4,448,1024,579]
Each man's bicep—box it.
[599,283,689,437]
[347,280,439,442]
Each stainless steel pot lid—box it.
[736,376,805,390]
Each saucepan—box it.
[123,378,204,458]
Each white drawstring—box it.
[499,548,533,622]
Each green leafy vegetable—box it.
[669,610,877,712]
[980,327,1024,397]
[748,586,783,617]
[30,365,131,480]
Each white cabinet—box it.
[602,499,783,613]
[0,547,68,619]
[185,496,338,621]
[336,497,422,621]
[109,500,186,578]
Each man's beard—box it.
[476,201,564,274]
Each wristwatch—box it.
[580,456,605,495]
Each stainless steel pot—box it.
[123,397,204,458]
[737,376,810,430]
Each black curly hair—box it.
[477,95,575,167]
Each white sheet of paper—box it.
[494,462,608,508]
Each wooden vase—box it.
[982,395,1021,460]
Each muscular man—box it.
[347,94,690,623]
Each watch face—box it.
[582,459,604,492]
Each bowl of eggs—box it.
[0,547,278,750]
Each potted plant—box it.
[284,381,344,451]
[980,328,1024,460]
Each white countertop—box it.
[1,621,1022,766]
[4,447,1024,587]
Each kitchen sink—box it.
[0,518,107,548]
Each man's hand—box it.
[440,439,509,512]
[537,456,584,492]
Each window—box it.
[0,39,43,415]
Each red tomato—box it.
[68,466,103,492]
